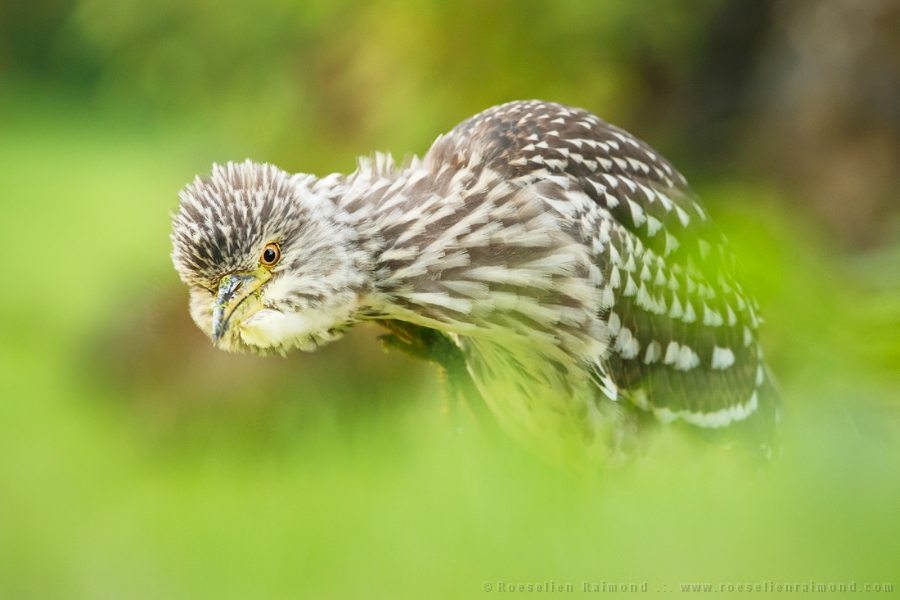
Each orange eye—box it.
[260,242,281,267]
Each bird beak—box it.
[212,266,272,343]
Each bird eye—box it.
[260,242,281,267]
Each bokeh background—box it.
[2,1,899,597]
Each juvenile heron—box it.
[171,100,779,459]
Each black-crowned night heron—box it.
[171,100,780,459]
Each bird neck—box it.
[325,153,463,326]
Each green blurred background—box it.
[1,1,899,597]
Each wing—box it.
[435,100,780,434]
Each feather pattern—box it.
[171,100,780,456]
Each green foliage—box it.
[55,0,723,170]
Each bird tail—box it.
[700,363,783,459]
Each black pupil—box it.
[263,248,277,263]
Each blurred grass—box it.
[1,79,899,600]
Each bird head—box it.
[170,161,369,354]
